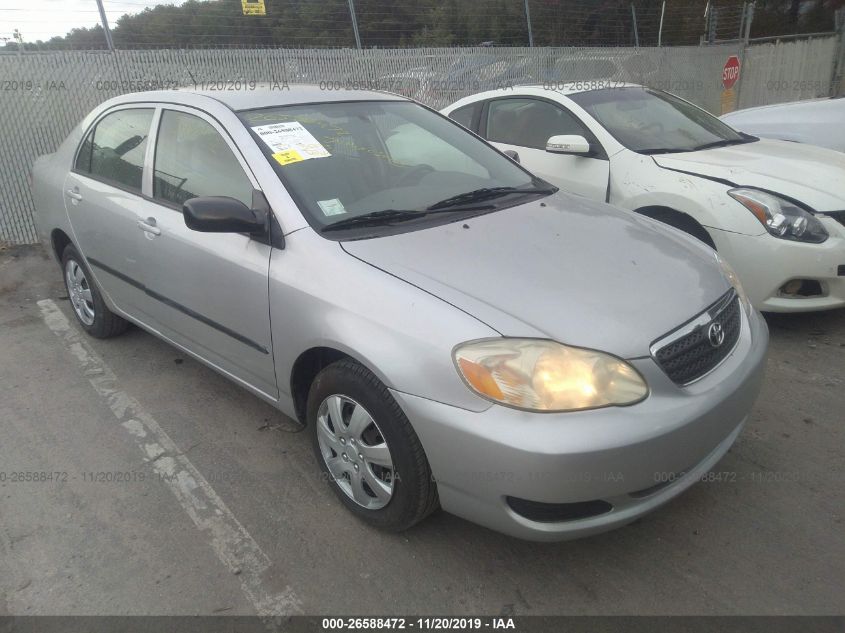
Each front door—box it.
[483,97,610,201]
[133,106,277,399]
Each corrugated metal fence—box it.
[0,39,839,245]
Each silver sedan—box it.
[32,86,768,540]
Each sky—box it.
[0,0,186,42]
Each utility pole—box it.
[523,0,534,47]
[94,0,115,51]
[347,0,362,49]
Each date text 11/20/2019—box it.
[321,617,515,630]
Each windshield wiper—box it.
[689,138,755,152]
[426,185,555,211]
[321,185,556,232]
[321,209,426,232]
[639,148,687,155]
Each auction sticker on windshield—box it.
[317,198,346,216]
[252,122,331,165]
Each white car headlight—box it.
[453,339,648,412]
[728,188,827,243]
[716,253,752,317]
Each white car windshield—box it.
[240,101,546,232]
[570,87,753,154]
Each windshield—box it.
[569,87,750,154]
[240,101,540,231]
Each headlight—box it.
[453,339,648,412]
[728,188,827,243]
[716,253,752,317]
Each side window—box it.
[75,131,93,173]
[84,108,153,191]
[153,110,253,207]
[486,98,587,150]
[449,104,478,131]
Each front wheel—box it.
[307,359,438,531]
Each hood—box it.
[341,194,729,359]
[653,139,845,212]
[720,97,837,122]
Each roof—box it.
[113,83,409,112]
[443,83,643,113]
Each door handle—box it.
[137,218,161,236]
[66,188,83,201]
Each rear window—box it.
[77,108,153,192]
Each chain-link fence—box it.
[0,37,840,245]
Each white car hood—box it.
[652,139,845,212]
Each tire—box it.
[647,209,717,250]
[61,244,130,339]
[307,359,438,531]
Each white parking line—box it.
[37,299,301,616]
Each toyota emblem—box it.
[708,321,725,348]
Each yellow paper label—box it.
[272,149,304,165]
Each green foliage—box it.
[2,0,839,51]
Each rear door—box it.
[480,97,610,201]
[132,105,278,399]
[64,106,154,314]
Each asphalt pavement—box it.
[1,245,843,615]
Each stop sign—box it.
[723,55,741,90]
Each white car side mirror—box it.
[546,134,592,156]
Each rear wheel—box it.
[307,359,438,531]
[61,244,129,338]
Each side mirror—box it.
[546,134,592,156]
[503,149,520,163]
[183,195,267,234]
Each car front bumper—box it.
[711,216,845,312]
[392,308,768,541]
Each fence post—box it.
[707,6,718,44]
[658,0,666,47]
[831,8,845,97]
[742,1,754,44]
[523,0,534,47]
[735,3,754,108]
[631,4,639,47]
[347,0,362,49]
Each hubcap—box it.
[316,394,395,510]
[64,259,95,326]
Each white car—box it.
[443,85,845,312]
[720,97,845,153]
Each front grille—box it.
[652,291,741,385]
